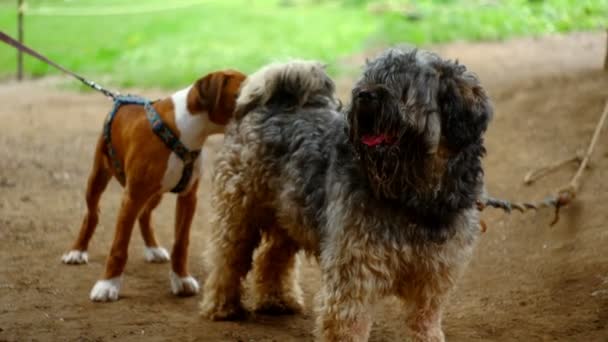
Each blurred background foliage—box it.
[0,0,606,88]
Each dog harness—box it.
[103,95,201,193]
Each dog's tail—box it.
[234,60,338,119]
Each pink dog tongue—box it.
[362,134,392,147]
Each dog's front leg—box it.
[169,180,199,296]
[403,297,445,342]
[90,190,149,302]
[316,248,375,342]
[399,282,449,342]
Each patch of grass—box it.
[377,0,608,45]
[0,0,606,89]
[0,0,376,88]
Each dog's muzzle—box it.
[353,88,379,132]
[353,87,397,147]
[356,89,378,103]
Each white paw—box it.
[61,250,88,264]
[90,277,122,302]
[144,246,170,263]
[170,271,199,296]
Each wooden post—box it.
[604,28,608,71]
[17,0,24,81]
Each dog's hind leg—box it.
[251,227,303,315]
[62,139,112,265]
[138,194,170,263]
[200,192,262,320]
[168,180,199,296]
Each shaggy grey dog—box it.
[200,48,493,342]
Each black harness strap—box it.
[104,95,201,193]
[103,95,146,183]
[144,101,201,193]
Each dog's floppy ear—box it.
[436,61,493,149]
[188,70,246,125]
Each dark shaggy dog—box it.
[200,48,493,342]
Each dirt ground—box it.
[1,32,607,342]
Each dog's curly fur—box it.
[200,48,493,342]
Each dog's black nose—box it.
[357,89,378,102]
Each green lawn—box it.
[0,0,606,89]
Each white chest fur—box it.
[160,86,222,193]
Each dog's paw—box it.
[199,292,249,321]
[61,250,88,264]
[144,246,170,263]
[200,301,249,321]
[89,277,122,302]
[254,295,304,315]
[170,271,199,297]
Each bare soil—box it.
[1,32,607,341]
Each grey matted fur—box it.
[234,60,339,118]
[200,48,493,342]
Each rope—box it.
[566,100,608,194]
[523,151,582,185]
[477,194,568,226]
[480,99,608,226]
[24,0,207,17]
